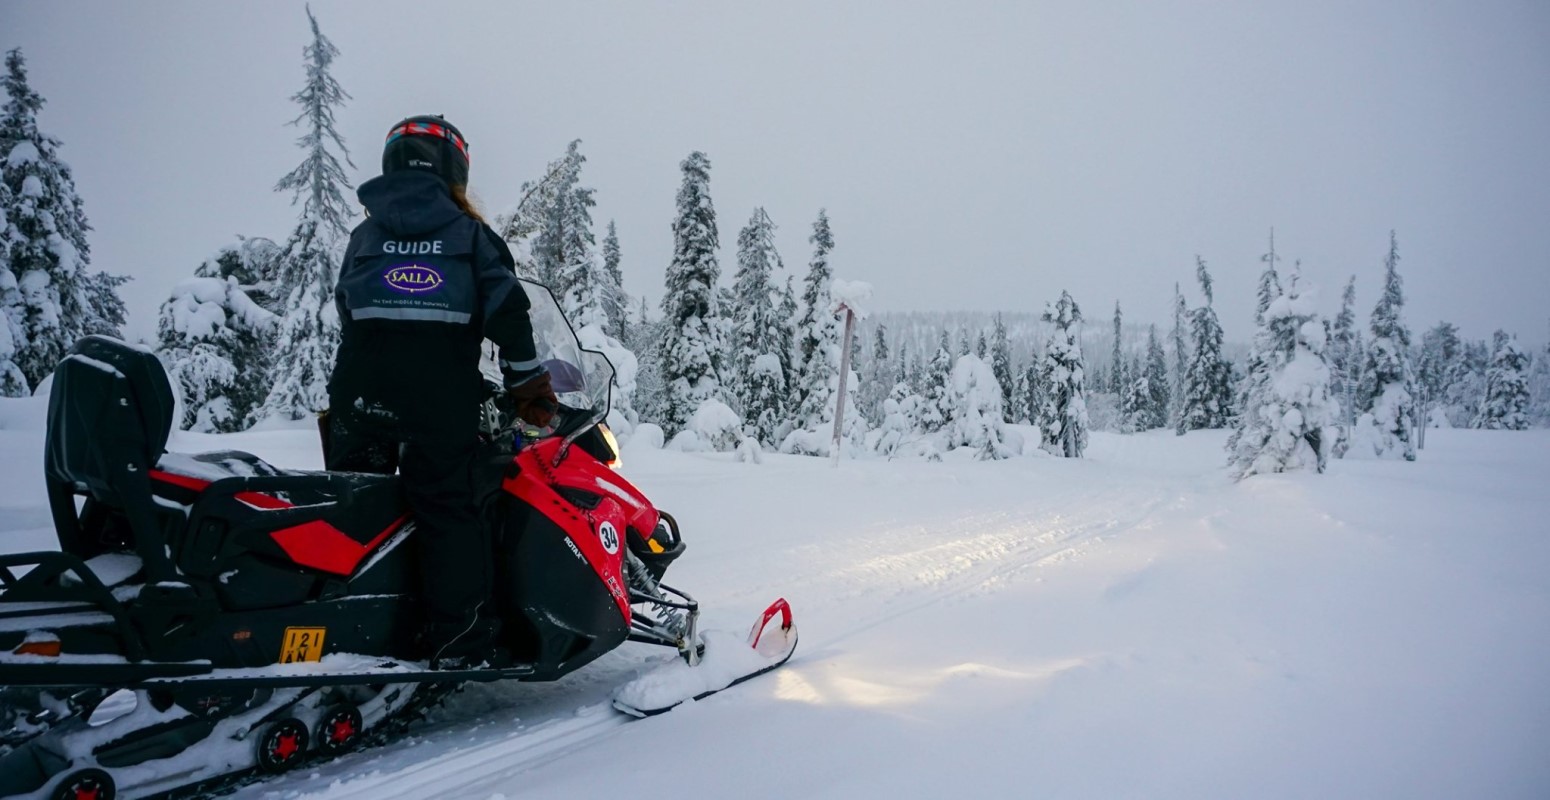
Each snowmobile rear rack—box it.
[0,550,145,657]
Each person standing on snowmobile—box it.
[327,115,557,667]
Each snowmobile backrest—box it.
[44,335,179,580]
[45,336,175,489]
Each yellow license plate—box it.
[278,627,327,664]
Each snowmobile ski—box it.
[613,598,797,718]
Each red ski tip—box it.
[748,598,793,650]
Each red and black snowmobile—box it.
[0,280,796,800]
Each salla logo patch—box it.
[383,263,444,294]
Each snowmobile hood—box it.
[357,171,465,238]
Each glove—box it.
[508,371,558,428]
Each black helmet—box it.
[382,114,470,186]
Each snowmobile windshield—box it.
[514,279,615,420]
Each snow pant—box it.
[324,409,492,631]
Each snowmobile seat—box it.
[44,336,410,601]
[148,450,410,586]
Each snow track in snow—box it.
[236,455,1184,799]
[280,704,628,800]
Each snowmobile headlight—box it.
[599,423,622,470]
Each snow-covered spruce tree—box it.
[1007,368,1026,425]
[716,284,738,370]
[859,323,894,427]
[918,330,954,435]
[902,339,925,396]
[1352,231,1416,460]
[501,140,608,326]
[1414,321,1461,441]
[496,143,582,282]
[1473,331,1530,430]
[991,315,1014,421]
[1118,356,1144,434]
[1177,257,1233,433]
[0,182,25,396]
[657,151,726,437]
[1038,291,1088,457]
[627,297,667,426]
[561,254,608,331]
[557,213,636,432]
[1441,338,1490,427]
[775,275,799,408]
[1168,282,1188,427]
[80,272,130,338]
[1227,269,1336,479]
[1109,301,1125,395]
[1,47,129,389]
[1255,229,1283,326]
[601,220,628,342]
[0,218,27,396]
[946,354,1013,459]
[974,330,988,360]
[1135,325,1170,431]
[152,239,281,429]
[195,236,285,313]
[255,9,354,423]
[894,338,913,394]
[1009,362,1030,425]
[1328,276,1364,431]
[533,141,603,320]
[729,207,787,445]
[1021,360,1042,427]
[873,379,926,457]
[1235,243,1286,431]
[782,210,840,452]
[156,276,277,432]
[1530,333,1550,427]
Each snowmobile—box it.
[0,280,796,800]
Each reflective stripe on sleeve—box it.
[353,307,472,324]
[501,357,542,372]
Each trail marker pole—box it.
[831,303,856,467]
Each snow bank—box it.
[0,393,48,432]
[667,398,742,452]
[626,423,665,453]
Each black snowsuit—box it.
[327,169,540,637]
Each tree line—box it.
[3,12,1546,480]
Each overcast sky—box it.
[6,0,1548,345]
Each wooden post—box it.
[831,305,857,466]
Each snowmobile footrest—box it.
[0,660,214,688]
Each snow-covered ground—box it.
[2,397,1547,798]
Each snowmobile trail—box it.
[790,484,1174,654]
[269,704,630,800]
[234,467,1181,799]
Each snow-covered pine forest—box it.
[5,6,1550,799]
[4,15,1550,476]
